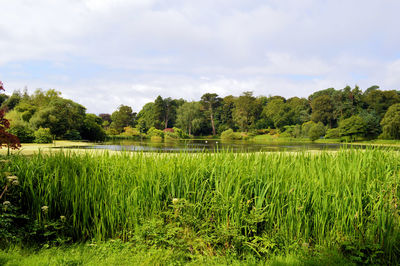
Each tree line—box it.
[2,85,400,142]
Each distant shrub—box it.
[64,129,82,140]
[147,127,164,138]
[309,122,326,141]
[221,129,244,140]
[34,128,53,144]
[280,125,301,138]
[325,128,340,139]
[105,127,119,136]
[8,124,35,143]
[121,126,140,137]
[150,136,163,142]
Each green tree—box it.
[311,95,335,127]
[34,127,53,143]
[176,102,202,135]
[1,91,22,111]
[154,96,178,129]
[200,93,221,136]
[380,103,400,139]
[80,114,106,141]
[218,95,237,132]
[286,97,310,124]
[136,102,158,132]
[233,92,261,132]
[338,115,367,141]
[110,105,136,134]
[333,85,363,120]
[363,89,400,119]
[29,98,86,137]
[309,122,326,141]
[262,97,291,130]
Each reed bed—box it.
[4,149,400,262]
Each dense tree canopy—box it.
[2,84,400,142]
[380,103,400,139]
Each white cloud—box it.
[0,0,399,113]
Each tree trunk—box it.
[210,107,216,136]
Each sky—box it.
[0,0,400,114]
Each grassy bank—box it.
[1,149,399,264]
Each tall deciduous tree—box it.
[233,92,261,132]
[380,103,400,139]
[200,93,221,136]
[154,96,178,129]
[110,105,136,134]
[176,102,202,135]
[263,97,291,130]
[363,89,400,119]
[338,115,368,141]
[311,95,335,127]
[29,98,86,137]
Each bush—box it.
[221,129,244,140]
[147,127,164,138]
[34,128,53,144]
[8,125,35,143]
[325,128,340,139]
[64,129,82,140]
[121,126,140,137]
[164,128,189,141]
[150,136,162,142]
[105,128,119,136]
[309,122,326,141]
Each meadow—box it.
[1,149,400,265]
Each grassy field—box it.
[1,149,399,264]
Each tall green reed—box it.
[5,148,400,260]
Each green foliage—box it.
[233,92,262,132]
[63,129,82,140]
[325,128,340,139]
[110,105,136,134]
[301,121,316,138]
[1,91,21,111]
[120,126,140,137]
[380,103,400,139]
[309,122,326,141]
[358,110,381,138]
[8,124,35,143]
[4,150,400,264]
[175,101,202,135]
[34,128,53,144]
[311,95,334,126]
[135,103,158,132]
[147,127,164,138]
[153,96,179,130]
[339,115,368,141]
[163,127,188,141]
[200,93,222,135]
[263,97,291,130]
[363,89,400,118]
[80,114,106,141]
[220,129,244,140]
[29,98,86,137]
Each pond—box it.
[58,139,372,152]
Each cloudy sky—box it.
[0,0,399,114]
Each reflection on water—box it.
[56,139,373,153]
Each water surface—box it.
[57,139,370,153]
